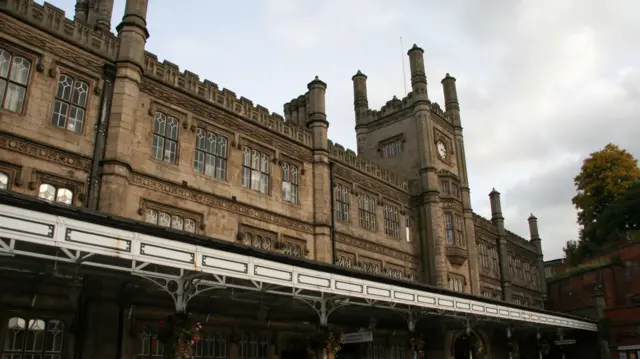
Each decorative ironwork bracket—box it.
[297,296,350,326]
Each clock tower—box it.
[351,45,480,294]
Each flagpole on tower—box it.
[400,36,407,96]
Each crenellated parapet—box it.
[473,213,538,251]
[328,140,409,191]
[143,52,313,147]
[0,0,119,60]
[357,91,448,127]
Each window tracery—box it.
[152,111,179,164]
[281,162,298,203]
[241,146,269,194]
[0,48,31,113]
[2,316,65,359]
[335,184,350,222]
[194,128,227,180]
[358,193,376,231]
[51,74,89,133]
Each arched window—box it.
[0,48,31,113]
[239,333,268,359]
[137,325,163,358]
[51,74,89,133]
[194,331,228,358]
[143,209,196,234]
[241,146,269,194]
[194,128,228,180]
[2,317,64,358]
[152,112,179,164]
[38,183,73,204]
[281,162,298,203]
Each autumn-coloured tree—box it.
[572,143,640,246]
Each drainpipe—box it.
[329,162,336,264]
[86,63,116,210]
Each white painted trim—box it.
[0,204,597,331]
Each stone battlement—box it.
[361,91,448,125]
[1,0,119,60]
[143,52,313,147]
[473,213,536,249]
[328,140,409,191]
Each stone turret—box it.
[307,76,332,264]
[490,188,512,301]
[75,0,114,33]
[407,44,428,100]
[101,0,149,214]
[352,70,369,155]
[528,214,547,299]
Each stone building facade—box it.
[0,1,581,359]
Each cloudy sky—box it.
[46,0,640,259]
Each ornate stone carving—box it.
[0,132,92,171]
[127,171,313,233]
[0,16,109,75]
[446,245,468,267]
[335,232,418,265]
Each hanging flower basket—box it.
[155,313,202,359]
[306,329,343,359]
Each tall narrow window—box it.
[51,74,89,133]
[38,183,73,205]
[383,203,400,238]
[444,214,454,244]
[194,128,227,180]
[152,112,179,164]
[405,213,411,242]
[441,180,450,195]
[335,184,350,221]
[358,194,376,231]
[0,48,31,113]
[490,248,499,273]
[448,276,464,292]
[281,162,298,203]
[241,146,269,194]
[508,256,515,277]
[479,243,489,268]
[0,172,8,190]
[524,262,531,282]
[2,317,65,359]
[455,215,465,246]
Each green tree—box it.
[572,144,640,245]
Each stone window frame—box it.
[444,212,455,245]
[334,179,352,223]
[403,210,413,242]
[448,273,465,292]
[278,235,308,258]
[138,200,203,234]
[0,162,21,190]
[358,256,383,275]
[238,331,270,359]
[336,251,356,269]
[237,224,277,252]
[478,242,489,268]
[515,257,524,280]
[382,200,401,238]
[149,104,186,165]
[193,125,229,181]
[357,190,377,232]
[0,42,39,115]
[240,139,274,196]
[31,171,84,206]
[1,314,68,358]
[384,261,406,280]
[377,134,405,158]
[508,252,515,278]
[438,170,461,199]
[49,68,93,135]
[279,154,302,205]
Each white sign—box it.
[554,339,576,346]
[341,332,373,344]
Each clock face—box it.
[437,141,447,159]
